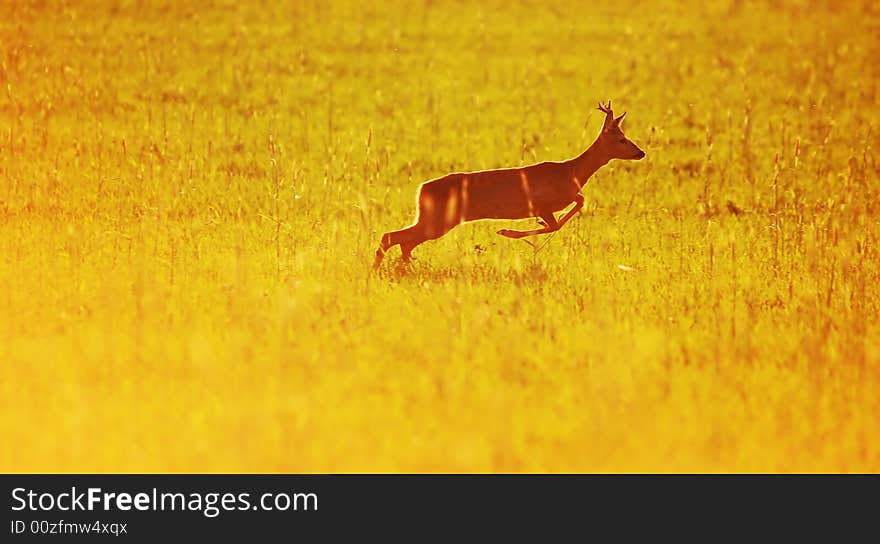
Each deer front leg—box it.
[496,194,584,239]
[497,213,559,239]
[554,193,584,229]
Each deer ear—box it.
[614,111,627,126]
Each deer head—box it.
[596,100,645,160]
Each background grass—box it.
[1,0,878,472]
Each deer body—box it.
[373,101,644,268]
[425,162,577,221]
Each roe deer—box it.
[373,101,645,268]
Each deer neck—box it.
[569,141,610,184]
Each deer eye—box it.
[619,138,627,143]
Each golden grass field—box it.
[1,0,878,472]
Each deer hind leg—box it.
[399,240,419,263]
[373,232,391,268]
[374,217,447,266]
[399,213,455,263]
[374,183,461,267]
[375,212,456,266]
[390,224,428,264]
[374,224,419,268]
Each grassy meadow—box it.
[1,0,878,472]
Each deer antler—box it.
[596,100,613,115]
[597,100,615,130]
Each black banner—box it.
[2,475,876,540]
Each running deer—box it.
[373,101,645,268]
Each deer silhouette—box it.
[373,101,645,268]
